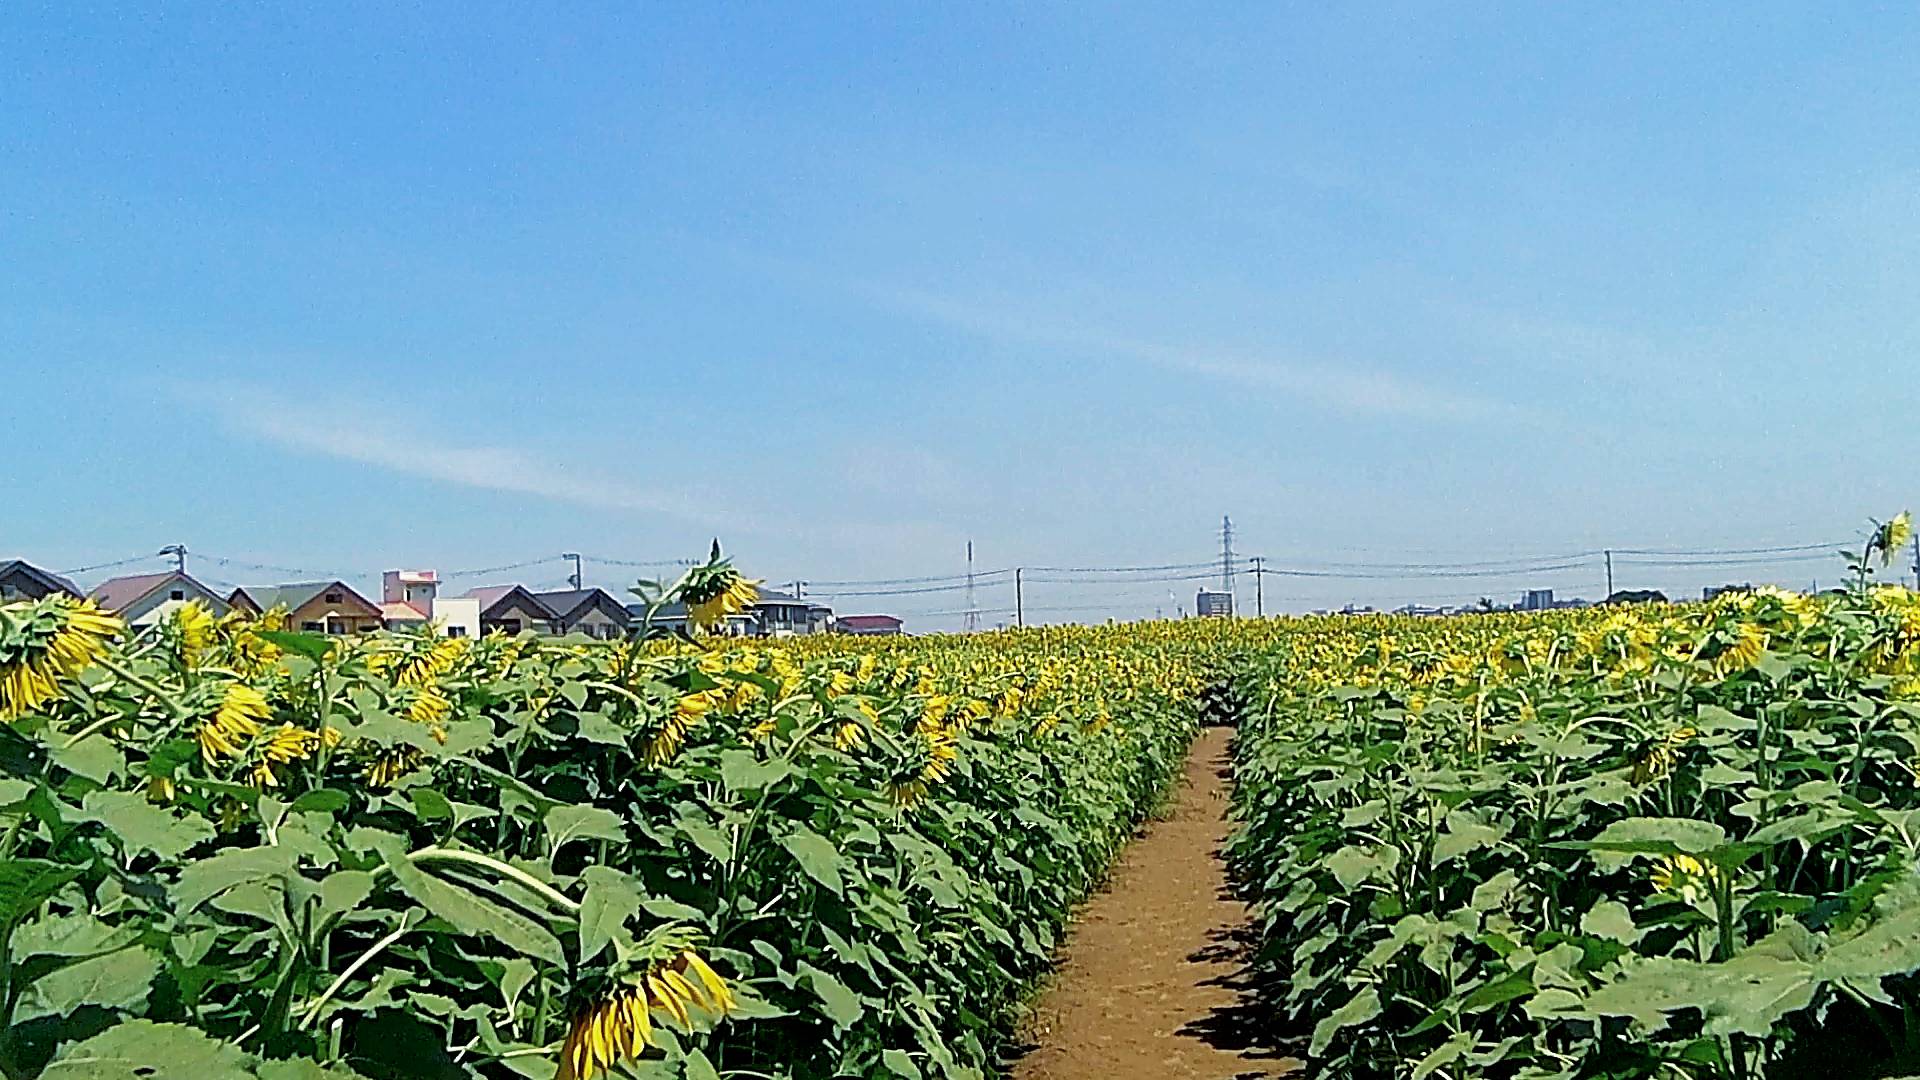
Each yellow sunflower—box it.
[0,598,123,719]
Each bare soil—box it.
[1006,725,1302,1080]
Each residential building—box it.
[533,589,633,640]
[90,571,230,626]
[1195,589,1234,617]
[0,560,80,602]
[1520,589,1555,611]
[464,585,561,635]
[230,581,383,635]
[380,569,481,638]
[837,614,904,636]
[1704,583,1754,601]
[629,601,755,636]
[753,589,831,636]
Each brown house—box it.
[464,585,561,636]
[229,581,384,635]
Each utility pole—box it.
[563,552,583,591]
[1014,568,1024,628]
[964,541,979,633]
[1604,549,1614,599]
[158,544,187,574]
[1252,555,1264,617]
[1910,535,1919,590]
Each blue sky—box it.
[5,4,1919,628]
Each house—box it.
[532,589,632,640]
[230,581,383,635]
[836,614,904,637]
[89,571,230,626]
[629,601,755,637]
[381,570,482,638]
[753,589,831,636]
[464,585,561,636]
[0,560,80,602]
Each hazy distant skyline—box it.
[6,5,1918,628]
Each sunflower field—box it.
[0,556,1206,1080]
[1228,518,1920,1078]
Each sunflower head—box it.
[1650,853,1721,905]
[1876,512,1915,566]
[557,930,733,1080]
[678,543,759,632]
[0,597,123,720]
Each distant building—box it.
[231,581,382,635]
[0,560,80,602]
[837,614,904,636]
[1704,583,1754,601]
[753,589,831,636]
[1520,589,1555,611]
[92,571,230,626]
[381,570,481,638]
[1606,589,1669,605]
[463,585,561,636]
[1195,590,1234,617]
[628,601,755,636]
[533,589,633,640]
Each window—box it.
[301,621,323,632]
[326,619,346,635]
[446,626,467,638]
[324,592,343,604]
[501,619,521,634]
[1,584,15,599]
[170,590,185,601]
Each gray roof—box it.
[532,589,632,625]
[464,585,560,620]
[0,560,80,598]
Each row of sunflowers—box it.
[1227,517,1920,1078]
[0,554,1208,1079]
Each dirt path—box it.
[1008,725,1300,1080]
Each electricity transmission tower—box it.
[963,541,980,633]
[1219,516,1236,594]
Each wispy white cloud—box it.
[860,281,1508,421]
[195,383,719,523]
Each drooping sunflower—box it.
[198,683,272,764]
[1707,622,1767,677]
[0,598,123,719]
[556,949,734,1080]
[170,601,216,669]
[885,720,958,807]
[1874,511,1914,566]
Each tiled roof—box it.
[89,573,180,613]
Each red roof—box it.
[837,614,902,630]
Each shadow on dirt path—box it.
[1003,725,1304,1080]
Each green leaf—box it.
[682,1049,721,1080]
[544,804,625,854]
[0,859,85,926]
[677,820,732,865]
[51,734,124,783]
[719,749,794,793]
[799,963,863,1029]
[15,946,162,1022]
[781,827,846,896]
[173,845,297,915]
[1581,900,1646,945]
[380,846,565,965]
[41,1019,255,1079]
[577,866,644,964]
[257,630,334,660]
[880,1050,923,1078]
[77,790,216,860]
[1310,987,1381,1057]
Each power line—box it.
[58,553,159,576]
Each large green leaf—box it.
[0,858,85,927]
[77,790,216,860]
[379,846,565,965]
[41,1020,255,1079]
[781,827,846,896]
[15,945,162,1022]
